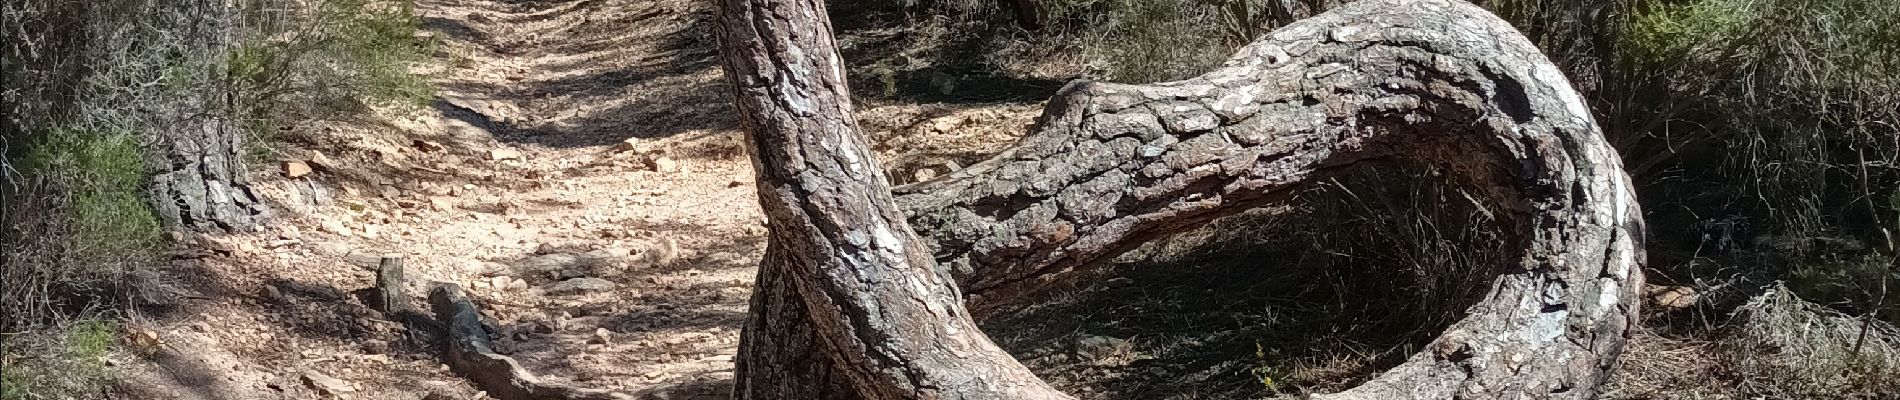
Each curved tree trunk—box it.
[714,0,1646,398]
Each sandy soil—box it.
[113,0,1042,398]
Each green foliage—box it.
[1248,342,1281,393]
[231,0,435,123]
[62,320,117,374]
[1608,0,1900,324]
[0,319,122,400]
[1,358,31,400]
[20,130,162,257]
[224,0,434,169]
[1622,0,1757,65]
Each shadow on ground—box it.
[422,0,731,148]
[982,204,1484,399]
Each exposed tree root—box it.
[427,283,637,400]
[362,226,635,400]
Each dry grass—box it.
[1608,284,1900,399]
[1721,284,1900,397]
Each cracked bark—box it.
[149,117,269,232]
[147,0,268,233]
[716,0,1645,398]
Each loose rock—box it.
[283,161,314,178]
[544,278,617,295]
[489,147,522,161]
[301,371,355,395]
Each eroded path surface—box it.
[117,0,1044,398]
[124,0,761,397]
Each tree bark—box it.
[147,0,269,233]
[716,1,1069,398]
[150,118,269,232]
[716,0,1646,398]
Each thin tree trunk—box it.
[716,0,1647,398]
[148,0,269,233]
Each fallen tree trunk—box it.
[715,0,1646,398]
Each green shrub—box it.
[1614,0,1899,321]
[232,0,435,116]
[226,0,434,162]
[20,130,162,257]
[62,320,118,376]
[1622,0,1757,65]
[0,319,121,400]
[1,363,30,400]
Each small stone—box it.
[413,140,446,152]
[912,168,938,182]
[309,151,336,169]
[489,147,522,161]
[360,339,390,354]
[642,388,673,400]
[544,278,616,295]
[1073,335,1139,367]
[320,220,351,236]
[301,371,354,395]
[474,261,510,276]
[429,196,456,211]
[652,156,679,173]
[199,236,239,255]
[283,161,313,178]
[522,252,584,275]
[1647,285,1698,310]
[613,138,644,153]
[591,328,614,345]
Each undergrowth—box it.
[860,0,1899,397]
[0,319,122,400]
[3,0,432,396]
[230,0,436,161]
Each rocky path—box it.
[121,0,763,398]
[113,0,1046,397]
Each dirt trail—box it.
[112,0,1048,397]
[120,0,760,397]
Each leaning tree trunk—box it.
[715,0,1645,398]
[147,0,269,233]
